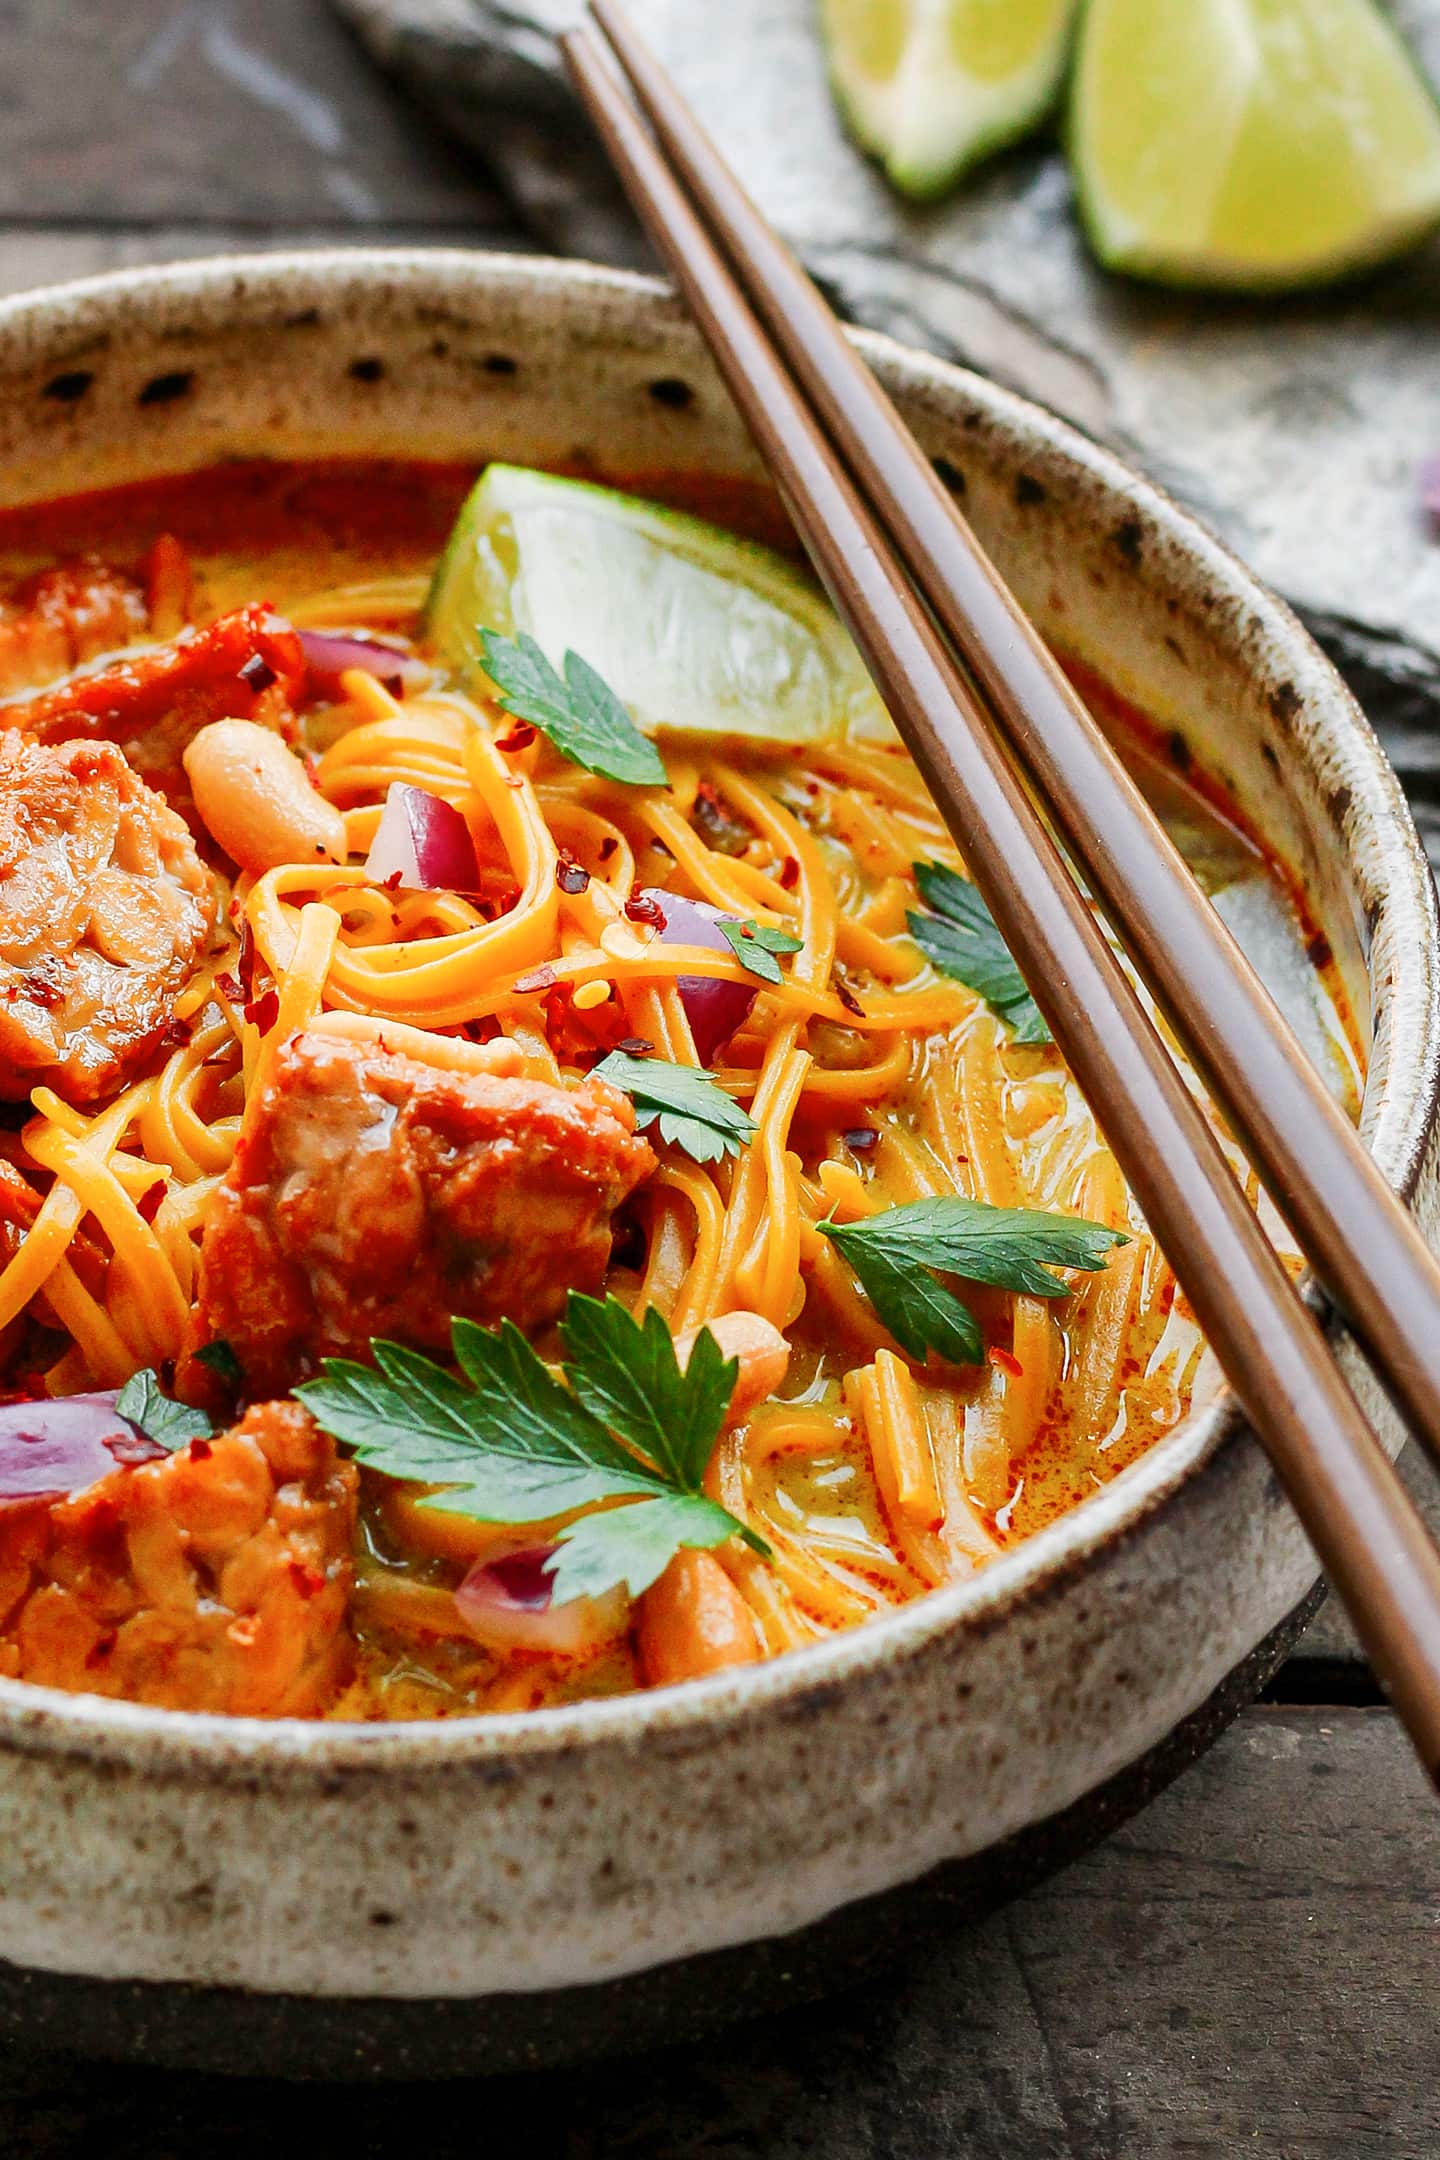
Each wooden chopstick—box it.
[589,0,1440,1496]
[563,13,1440,1786]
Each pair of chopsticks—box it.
[564,5,1440,1788]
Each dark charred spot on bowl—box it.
[348,356,384,384]
[932,455,966,495]
[1112,515,1144,568]
[1164,634,1188,666]
[471,1759,520,1788]
[283,306,321,330]
[1269,680,1302,731]
[42,369,93,403]
[649,376,694,410]
[138,370,193,408]
[1014,472,1047,507]
[1327,782,1353,827]
[1306,930,1334,970]
[1166,729,1192,773]
[482,353,518,377]
[431,338,450,359]
[1260,742,1281,775]
[1366,895,1384,940]
[368,1910,397,1928]
[961,406,985,432]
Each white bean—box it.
[183,720,346,876]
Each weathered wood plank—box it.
[0,1709,1432,2156]
[0,1,508,224]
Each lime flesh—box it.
[424,465,896,747]
[1072,0,1440,289]
[822,0,1079,198]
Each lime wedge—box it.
[1072,0,1440,289]
[424,465,896,747]
[822,0,1079,198]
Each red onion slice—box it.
[454,1541,630,1658]
[297,629,428,700]
[364,783,482,895]
[0,1391,165,1510]
[640,886,757,1065]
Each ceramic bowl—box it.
[0,251,1432,2080]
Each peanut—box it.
[676,1308,790,1426]
[183,720,346,875]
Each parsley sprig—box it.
[716,916,804,985]
[479,629,667,788]
[908,861,1052,1044]
[297,1296,767,1604]
[115,1369,214,1452]
[819,1196,1127,1366]
[591,1049,756,1164]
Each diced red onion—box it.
[364,783,482,895]
[454,1541,629,1658]
[297,628,428,700]
[0,1391,165,1510]
[1423,455,1440,535]
[640,886,757,1065]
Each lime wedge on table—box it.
[821,0,1079,198]
[424,465,895,747]
[1072,0,1440,289]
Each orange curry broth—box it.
[0,459,1365,1715]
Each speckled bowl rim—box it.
[0,249,1432,1783]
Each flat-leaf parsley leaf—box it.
[715,916,804,985]
[479,629,667,788]
[908,861,1051,1044]
[819,1196,1126,1366]
[115,1369,215,1452]
[297,1294,768,1605]
[591,1049,756,1164]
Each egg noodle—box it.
[0,564,1230,1703]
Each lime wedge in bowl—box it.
[1071,0,1440,289]
[424,464,896,746]
[821,0,1079,199]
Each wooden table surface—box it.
[2,6,1437,2153]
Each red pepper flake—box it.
[598,837,618,863]
[289,1560,326,1600]
[382,868,404,893]
[137,1182,166,1225]
[463,1015,502,1044]
[238,653,277,694]
[494,722,538,753]
[556,858,591,895]
[187,1436,214,1461]
[511,965,558,996]
[624,892,664,926]
[212,971,242,1002]
[988,1347,1024,1380]
[615,1036,653,1056]
[778,856,800,890]
[237,922,257,1003]
[843,1126,879,1153]
[162,1015,194,1050]
[834,978,866,1018]
[243,987,279,1033]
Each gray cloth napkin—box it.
[334,0,1440,852]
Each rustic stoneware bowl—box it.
[0,252,1433,2082]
